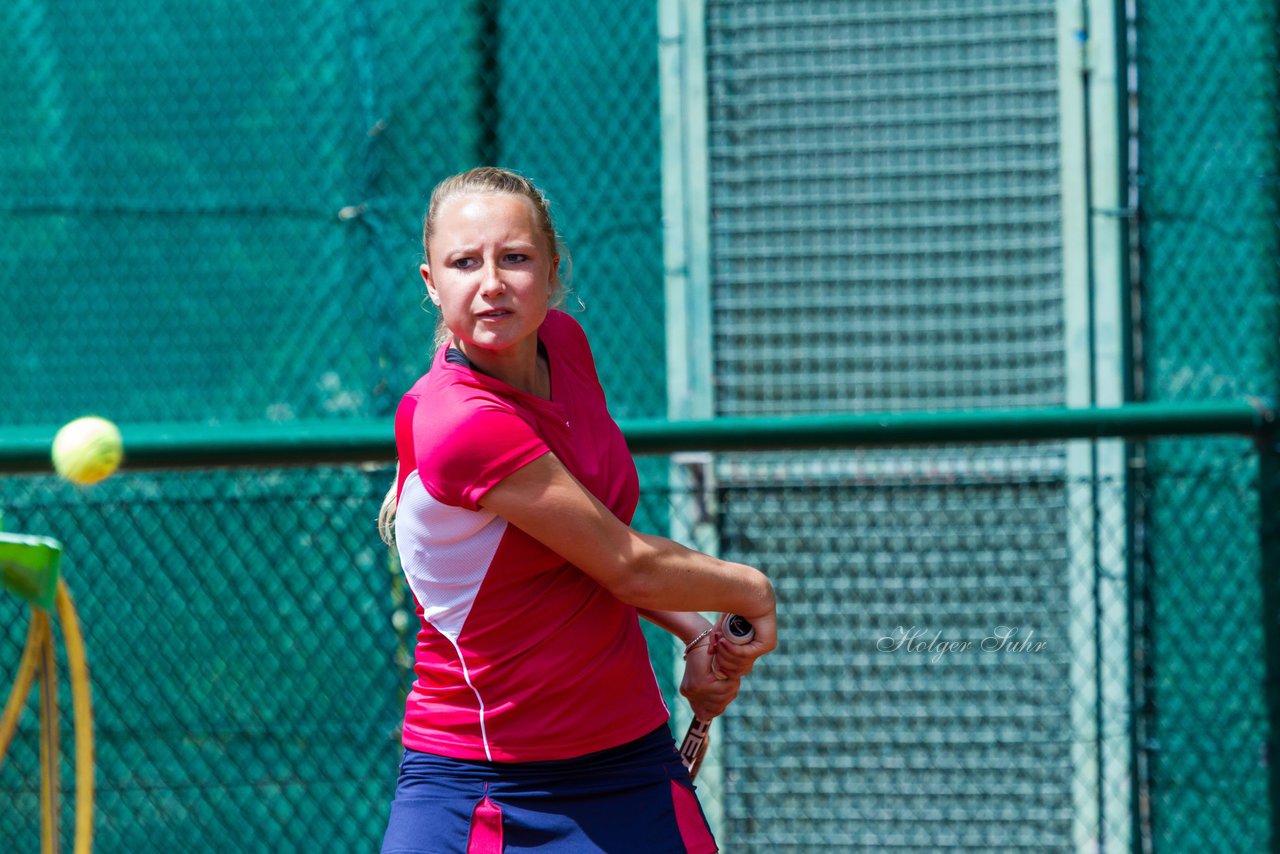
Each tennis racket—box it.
[677,613,754,779]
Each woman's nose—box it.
[479,262,504,295]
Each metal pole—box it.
[0,402,1273,474]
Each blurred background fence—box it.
[3,0,1279,852]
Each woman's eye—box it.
[454,258,477,270]
[504,254,529,264]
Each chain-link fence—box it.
[1136,1,1279,849]
[2,0,1279,851]
[1137,0,1279,405]
[1,465,401,852]
[2,431,1274,852]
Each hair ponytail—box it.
[378,464,399,546]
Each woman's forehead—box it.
[435,191,540,233]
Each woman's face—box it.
[422,191,558,357]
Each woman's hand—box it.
[708,610,777,680]
[681,638,741,720]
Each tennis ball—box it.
[52,416,124,486]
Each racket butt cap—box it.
[723,614,754,644]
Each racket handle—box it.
[678,716,712,778]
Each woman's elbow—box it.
[603,567,659,608]
[598,550,663,608]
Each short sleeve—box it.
[413,394,550,511]
[545,309,589,356]
[542,310,610,401]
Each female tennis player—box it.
[377,167,776,853]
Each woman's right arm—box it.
[477,452,777,655]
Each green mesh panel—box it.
[1138,0,1279,849]
[0,466,403,852]
[713,448,1079,852]
[705,1,1065,416]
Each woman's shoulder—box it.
[542,308,588,345]
[399,362,521,434]
[541,309,597,365]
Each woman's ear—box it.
[421,263,440,306]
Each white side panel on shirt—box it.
[394,470,508,642]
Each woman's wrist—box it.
[670,612,715,647]
[682,625,715,659]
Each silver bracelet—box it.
[683,626,714,660]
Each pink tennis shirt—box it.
[392,310,669,762]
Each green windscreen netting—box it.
[0,0,665,427]
[1138,0,1279,849]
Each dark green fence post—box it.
[1260,428,1280,853]
[472,0,500,165]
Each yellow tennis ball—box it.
[52,416,124,485]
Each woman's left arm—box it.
[639,609,742,720]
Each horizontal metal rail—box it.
[0,400,1273,475]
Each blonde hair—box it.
[378,463,400,546]
[380,167,569,546]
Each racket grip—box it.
[678,716,712,777]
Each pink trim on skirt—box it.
[467,796,504,853]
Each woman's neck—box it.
[455,337,551,400]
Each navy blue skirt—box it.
[380,726,717,853]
